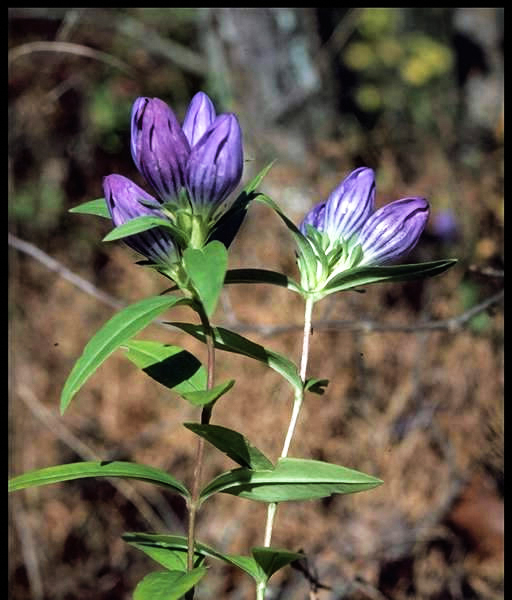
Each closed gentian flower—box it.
[182,91,216,147]
[130,97,191,204]
[103,174,176,265]
[104,91,245,259]
[186,113,243,218]
[298,167,430,288]
[130,93,243,220]
[357,197,429,265]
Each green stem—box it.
[186,308,215,588]
[260,296,315,582]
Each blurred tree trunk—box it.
[197,8,337,162]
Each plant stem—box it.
[262,296,315,549]
[186,310,215,576]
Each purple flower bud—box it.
[357,197,430,265]
[299,201,326,235]
[323,167,376,240]
[182,91,216,147]
[186,113,243,212]
[103,174,176,264]
[130,97,191,203]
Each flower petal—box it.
[182,91,217,147]
[186,113,243,215]
[103,174,176,264]
[357,196,430,265]
[323,167,375,241]
[299,201,326,235]
[130,97,190,203]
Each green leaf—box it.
[251,547,304,580]
[180,380,235,407]
[102,216,176,242]
[243,161,275,194]
[122,340,206,395]
[200,457,382,503]
[183,423,274,470]
[123,533,263,582]
[60,295,190,414]
[169,323,302,392]
[255,194,317,290]
[133,568,206,600]
[322,259,458,295]
[224,268,301,293]
[304,378,329,395]
[8,461,189,497]
[127,539,205,572]
[69,198,110,218]
[182,241,228,317]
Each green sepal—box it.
[133,568,206,600]
[200,457,383,503]
[180,380,235,407]
[183,423,274,470]
[8,461,190,497]
[69,198,110,218]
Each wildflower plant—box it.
[9,91,456,600]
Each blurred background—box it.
[8,8,503,600]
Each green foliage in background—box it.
[342,8,456,132]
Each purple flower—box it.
[357,197,429,265]
[104,91,245,261]
[103,174,176,265]
[300,167,375,240]
[130,92,243,215]
[299,167,430,272]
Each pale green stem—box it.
[259,296,315,596]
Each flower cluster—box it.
[298,167,429,290]
[104,92,243,266]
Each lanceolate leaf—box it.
[323,259,458,295]
[224,269,301,293]
[122,340,206,395]
[123,533,300,584]
[133,568,206,600]
[255,194,318,289]
[182,241,228,317]
[243,161,275,195]
[60,295,191,414]
[124,533,261,581]
[8,461,189,497]
[102,216,178,242]
[251,547,304,580]
[184,423,274,470]
[200,457,383,503]
[69,198,110,218]
[168,323,302,392]
[180,380,235,407]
